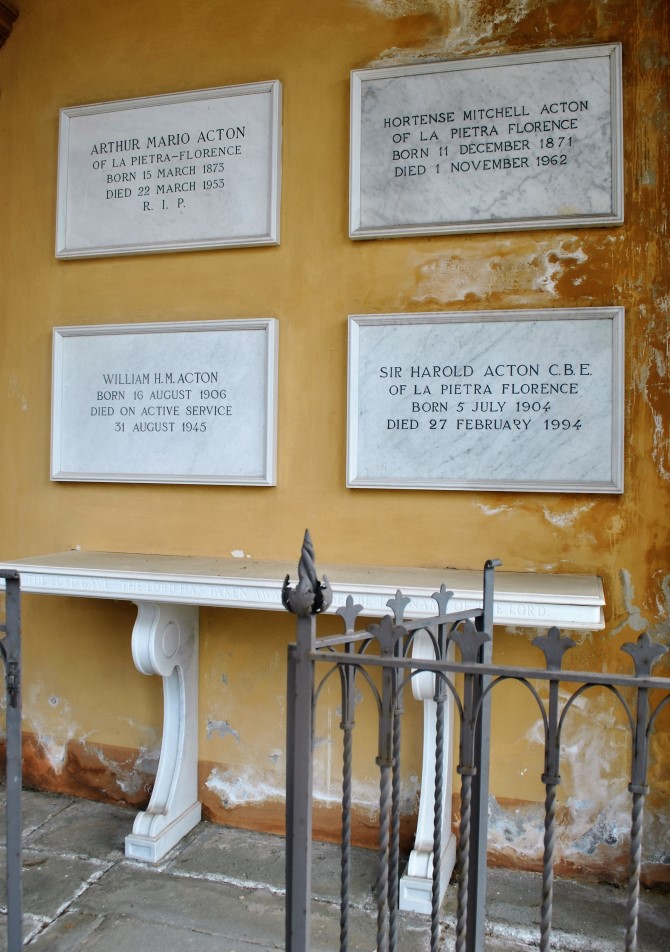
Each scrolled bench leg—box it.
[125,601,201,862]
[399,628,457,914]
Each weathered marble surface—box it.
[348,309,623,492]
[351,45,622,237]
[57,82,281,256]
[51,320,278,484]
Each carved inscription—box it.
[92,368,231,436]
[348,310,624,492]
[351,46,622,236]
[52,321,277,485]
[57,82,281,256]
[90,127,243,214]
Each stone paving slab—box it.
[446,866,670,952]
[0,849,108,923]
[24,800,133,861]
[170,822,380,907]
[16,911,105,952]
[32,915,277,952]
[68,861,432,951]
[0,790,667,950]
[0,790,72,846]
[72,863,288,940]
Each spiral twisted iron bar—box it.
[339,658,356,952]
[339,722,353,952]
[455,771,473,952]
[389,694,403,952]
[625,790,644,952]
[0,571,23,952]
[376,761,392,952]
[431,692,446,952]
[540,783,557,952]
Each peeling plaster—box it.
[353,0,459,18]
[206,719,240,743]
[533,242,588,296]
[312,771,420,815]
[86,744,157,797]
[648,403,670,483]
[23,688,161,788]
[7,373,29,411]
[494,687,634,872]
[488,796,543,858]
[610,569,648,638]
[475,502,513,516]
[26,686,87,772]
[410,238,589,307]
[541,501,595,528]
[632,308,670,484]
[357,0,560,65]
[205,766,284,806]
[204,764,420,817]
[649,573,670,644]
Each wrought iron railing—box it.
[0,570,22,952]
[283,533,670,952]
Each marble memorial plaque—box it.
[347,309,624,493]
[350,45,622,238]
[57,82,281,257]
[52,320,278,485]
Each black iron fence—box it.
[0,570,22,952]
[284,532,670,952]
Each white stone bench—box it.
[0,550,604,909]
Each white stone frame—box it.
[347,308,625,493]
[51,319,278,485]
[350,44,623,239]
[56,81,282,257]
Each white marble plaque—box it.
[350,45,622,238]
[57,82,281,257]
[347,309,624,493]
[52,320,278,485]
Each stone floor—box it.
[0,789,668,950]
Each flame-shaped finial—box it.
[282,530,333,616]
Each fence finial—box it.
[282,529,333,616]
[621,631,667,678]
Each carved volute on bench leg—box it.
[125,601,201,862]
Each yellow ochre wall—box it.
[0,0,668,883]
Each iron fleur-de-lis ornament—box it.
[621,631,667,678]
